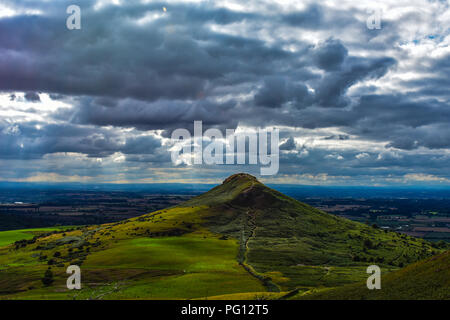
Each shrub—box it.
[42,268,54,286]
[363,239,374,249]
[436,240,447,249]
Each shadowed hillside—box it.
[180,174,442,291]
[0,173,445,299]
[297,250,450,300]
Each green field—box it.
[0,227,72,247]
[0,232,265,299]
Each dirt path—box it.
[239,210,280,293]
[243,210,256,263]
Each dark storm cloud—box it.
[277,91,450,150]
[0,121,166,160]
[314,38,348,71]
[284,4,324,29]
[0,122,119,159]
[1,0,450,183]
[183,5,256,24]
[254,76,288,108]
[121,136,163,155]
[347,94,450,149]
[0,1,358,111]
[277,143,450,179]
[352,94,450,128]
[65,97,240,133]
[324,134,350,140]
[0,1,295,102]
[254,76,313,108]
[0,0,395,116]
[314,56,397,107]
[24,92,40,102]
[279,137,296,150]
[402,54,450,100]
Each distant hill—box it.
[0,173,445,299]
[297,250,450,300]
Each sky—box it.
[0,0,449,185]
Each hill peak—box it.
[222,173,259,185]
[183,173,265,207]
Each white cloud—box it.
[403,173,450,183]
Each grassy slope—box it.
[0,227,73,247]
[296,250,450,300]
[0,173,446,299]
[0,207,264,299]
[195,174,442,291]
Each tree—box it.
[42,268,54,286]
[363,239,374,249]
[437,240,447,249]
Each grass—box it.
[85,236,242,272]
[0,232,265,299]
[197,174,442,291]
[296,250,450,300]
[90,272,262,300]
[195,291,289,300]
[0,173,447,300]
[0,227,72,247]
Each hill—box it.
[296,250,450,300]
[0,173,444,299]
